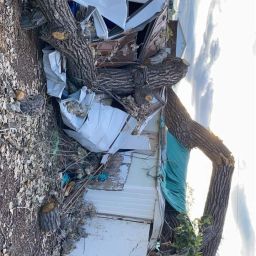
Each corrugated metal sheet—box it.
[86,186,156,220]
[85,114,160,221]
[69,114,164,256]
[69,217,150,256]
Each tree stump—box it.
[39,196,60,232]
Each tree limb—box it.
[164,88,235,256]
[36,0,97,87]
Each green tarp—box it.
[161,131,190,213]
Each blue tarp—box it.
[161,131,190,213]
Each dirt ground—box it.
[0,1,67,255]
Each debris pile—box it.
[43,42,165,155]
[21,0,169,67]
[33,2,169,253]
[38,130,102,255]
[18,1,181,255]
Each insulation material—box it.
[59,86,95,131]
[43,48,66,98]
[62,87,150,153]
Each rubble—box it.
[42,53,154,153]
[1,0,233,255]
[74,0,166,38]
[0,2,100,254]
[1,0,174,255]
[21,0,169,67]
[37,3,169,254]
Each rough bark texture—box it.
[35,0,188,95]
[36,0,97,87]
[165,88,235,256]
[97,57,188,94]
[35,1,235,255]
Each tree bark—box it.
[35,1,235,255]
[164,88,235,256]
[35,0,188,95]
[36,0,97,87]
[97,57,188,95]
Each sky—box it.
[173,0,256,255]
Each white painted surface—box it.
[69,217,150,256]
[172,0,199,63]
[148,122,166,249]
[85,149,158,220]
[73,0,128,29]
[70,114,164,256]
[176,21,186,58]
[125,0,166,30]
[148,185,165,249]
[86,186,156,220]
[64,102,129,152]
[85,114,159,221]
[74,0,165,36]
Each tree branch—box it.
[97,57,188,95]
[164,88,235,256]
[36,0,97,88]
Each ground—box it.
[0,1,89,255]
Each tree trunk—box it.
[164,88,235,256]
[36,0,97,87]
[97,57,188,95]
[35,1,235,255]
[35,0,187,95]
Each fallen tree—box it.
[164,88,235,256]
[34,1,235,255]
[36,0,187,95]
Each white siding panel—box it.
[85,186,156,220]
[69,217,150,256]
[85,114,160,221]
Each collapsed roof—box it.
[72,0,168,66]
[74,0,166,38]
